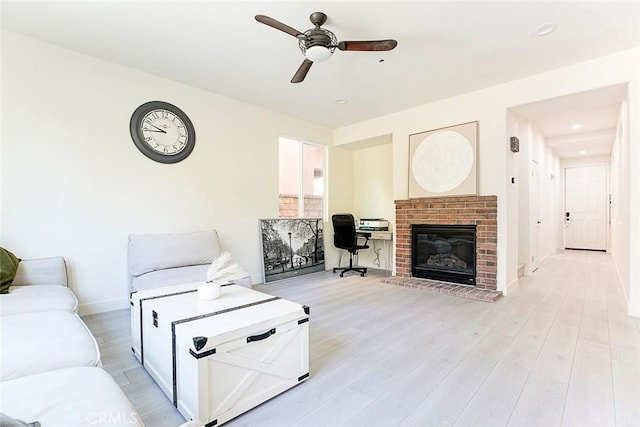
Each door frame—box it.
[530,159,541,273]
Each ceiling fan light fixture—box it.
[305,45,332,62]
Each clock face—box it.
[130,101,195,163]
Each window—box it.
[279,137,325,218]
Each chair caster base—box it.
[332,267,367,278]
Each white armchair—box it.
[127,230,252,362]
[127,230,251,294]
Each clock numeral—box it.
[145,136,152,142]
[161,110,169,118]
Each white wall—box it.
[334,47,639,316]
[508,116,562,279]
[352,143,394,270]
[529,121,563,263]
[0,31,348,314]
[515,117,531,271]
[611,101,630,303]
[325,145,355,271]
[505,111,520,292]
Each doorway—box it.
[564,164,608,251]
[508,84,626,281]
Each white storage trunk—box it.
[133,284,309,426]
[130,281,203,362]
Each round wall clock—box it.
[129,101,196,164]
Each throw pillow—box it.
[0,247,21,294]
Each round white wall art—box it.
[411,130,473,193]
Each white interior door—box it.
[530,160,541,272]
[564,165,608,250]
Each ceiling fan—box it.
[255,12,398,83]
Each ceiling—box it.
[1,1,639,157]
[510,83,627,159]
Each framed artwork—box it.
[409,121,478,198]
[259,218,325,283]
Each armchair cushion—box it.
[128,230,221,277]
[0,247,21,294]
[130,264,209,293]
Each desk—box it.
[356,229,393,272]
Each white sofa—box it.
[0,257,143,427]
[1,367,142,427]
[0,257,101,381]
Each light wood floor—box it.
[82,250,640,427]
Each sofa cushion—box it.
[1,311,100,381]
[12,257,67,287]
[0,247,21,294]
[0,285,78,317]
[0,413,40,427]
[128,230,222,278]
[0,367,143,427]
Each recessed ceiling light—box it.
[579,150,587,155]
[534,22,558,37]
[336,99,348,105]
[571,123,582,130]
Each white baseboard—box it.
[505,277,519,296]
[610,252,638,318]
[628,301,640,318]
[78,297,129,316]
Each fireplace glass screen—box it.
[411,224,476,285]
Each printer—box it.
[358,218,389,231]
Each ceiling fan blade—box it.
[337,39,398,51]
[291,59,313,83]
[255,15,304,38]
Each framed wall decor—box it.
[408,121,478,198]
[259,218,325,283]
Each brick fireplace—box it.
[394,195,498,291]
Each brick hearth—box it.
[382,277,502,302]
[394,195,498,292]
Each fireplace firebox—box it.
[411,224,476,286]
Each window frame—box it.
[278,136,327,219]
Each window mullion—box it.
[298,142,304,217]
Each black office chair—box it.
[332,213,369,277]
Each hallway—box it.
[496,250,640,426]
